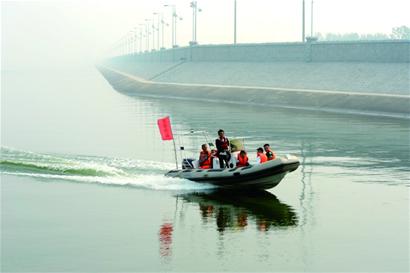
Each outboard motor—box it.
[182,158,196,169]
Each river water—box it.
[1,67,409,272]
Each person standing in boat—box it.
[215,129,231,168]
[198,144,212,169]
[256,147,268,164]
[263,144,276,161]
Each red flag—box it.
[157,116,174,141]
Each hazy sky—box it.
[2,0,409,69]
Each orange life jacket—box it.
[257,152,268,163]
[199,151,212,169]
[237,154,249,167]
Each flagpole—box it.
[172,138,178,169]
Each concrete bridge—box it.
[100,40,410,118]
[114,39,410,63]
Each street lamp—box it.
[153,12,161,51]
[160,15,169,50]
[302,0,305,42]
[130,30,135,55]
[151,13,157,51]
[164,4,183,48]
[310,0,314,37]
[124,35,129,55]
[145,19,151,52]
[122,35,125,55]
[132,28,138,55]
[127,31,133,55]
[234,0,237,44]
[138,24,145,53]
[119,37,124,56]
[122,35,127,55]
[189,1,202,45]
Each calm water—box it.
[1,68,409,272]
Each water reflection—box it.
[117,92,410,187]
[179,190,297,233]
[159,222,173,258]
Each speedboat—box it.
[165,155,300,190]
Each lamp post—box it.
[151,14,156,51]
[164,4,175,47]
[117,38,122,56]
[138,24,144,53]
[302,0,305,42]
[138,30,143,53]
[175,15,183,48]
[127,32,132,55]
[190,1,201,45]
[129,31,133,55]
[160,14,168,50]
[122,36,126,55]
[310,0,314,37]
[133,28,138,55]
[234,0,237,44]
[164,4,182,48]
[153,12,161,50]
[124,35,128,55]
[130,31,135,54]
[145,19,151,52]
[124,34,128,55]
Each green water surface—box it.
[1,68,409,272]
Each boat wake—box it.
[0,147,214,191]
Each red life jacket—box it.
[257,152,268,163]
[219,137,229,150]
[237,154,249,167]
[199,151,212,169]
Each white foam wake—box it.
[1,147,215,191]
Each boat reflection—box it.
[178,190,298,232]
[159,223,173,257]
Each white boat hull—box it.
[165,155,300,190]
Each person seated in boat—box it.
[263,144,276,161]
[199,144,212,169]
[210,149,220,169]
[237,150,249,167]
[256,147,268,164]
[211,149,218,158]
[215,129,231,168]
